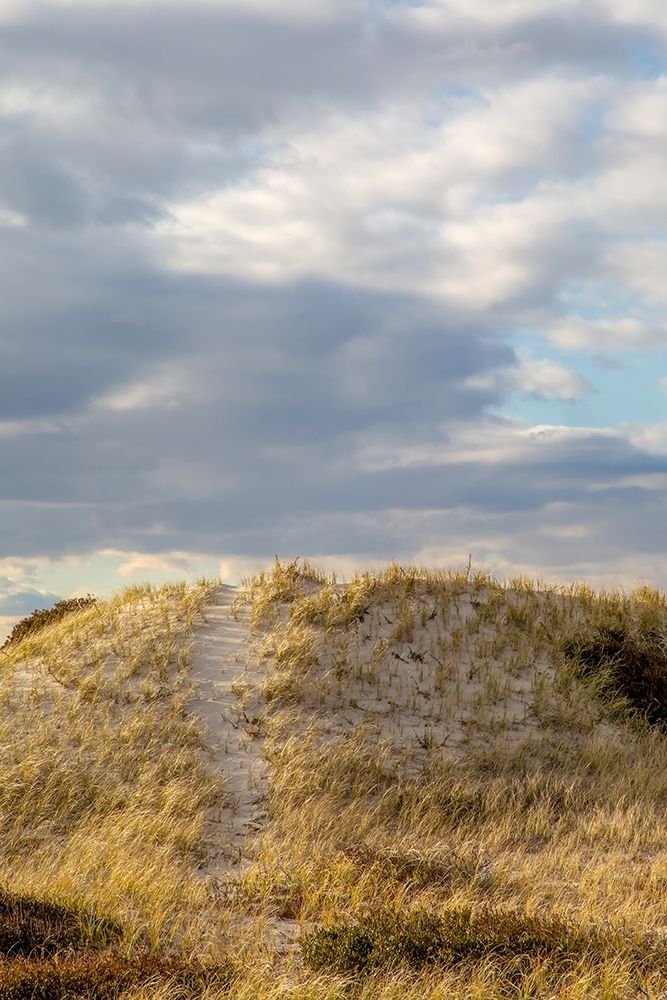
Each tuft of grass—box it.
[300,906,588,976]
[237,558,330,628]
[1,597,97,652]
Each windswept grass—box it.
[3,561,667,998]
[0,579,223,955]
[228,560,667,998]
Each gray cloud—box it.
[1,0,666,589]
[0,3,656,213]
[0,3,646,109]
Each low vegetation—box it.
[0,885,232,998]
[1,561,667,997]
[562,618,667,728]
[0,887,121,958]
[0,952,231,1000]
[1,596,97,651]
[300,904,663,977]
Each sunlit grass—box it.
[2,561,667,996]
[0,578,223,958]
[228,560,667,998]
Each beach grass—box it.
[1,561,667,997]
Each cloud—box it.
[1,0,667,599]
[607,241,667,305]
[608,0,667,34]
[511,356,591,400]
[465,353,591,401]
[95,366,191,412]
[160,76,606,306]
[548,316,667,351]
[98,549,202,577]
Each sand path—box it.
[187,584,268,880]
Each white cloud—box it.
[607,77,667,144]
[0,418,64,437]
[97,549,201,577]
[512,355,590,400]
[95,367,191,412]
[355,418,617,473]
[548,316,665,350]
[629,423,667,454]
[607,0,667,33]
[401,0,584,29]
[466,352,590,401]
[160,76,603,308]
[0,82,94,122]
[607,241,667,305]
[0,557,45,583]
[0,0,340,18]
[0,207,26,228]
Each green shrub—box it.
[1,597,97,651]
[0,889,121,959]
[301,906,597,976]
[562,624,667,727]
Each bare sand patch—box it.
[187,585,304,955]
[188,585,269,878]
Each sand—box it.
[186,582,576,875]
[187,585,269,880]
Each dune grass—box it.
[226,560,667,998]
[0,580,228,973]
[2,561,667,997]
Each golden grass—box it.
[0,579,223,957]
[226,561,667,998]
[2,562,667,997]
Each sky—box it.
[2,0,667,635]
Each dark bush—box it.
[562,624,667,727]
[0,889,121,959]
[301,906,596,976]
[1,597,97,651]
[0,951,233,999]
[0,889,232,997]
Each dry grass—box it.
[227,561,667,998]
[0,579,223,957]
[2,562,667,997]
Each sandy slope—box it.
[187,585,268,881]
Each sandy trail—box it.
[187,584,268,880]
